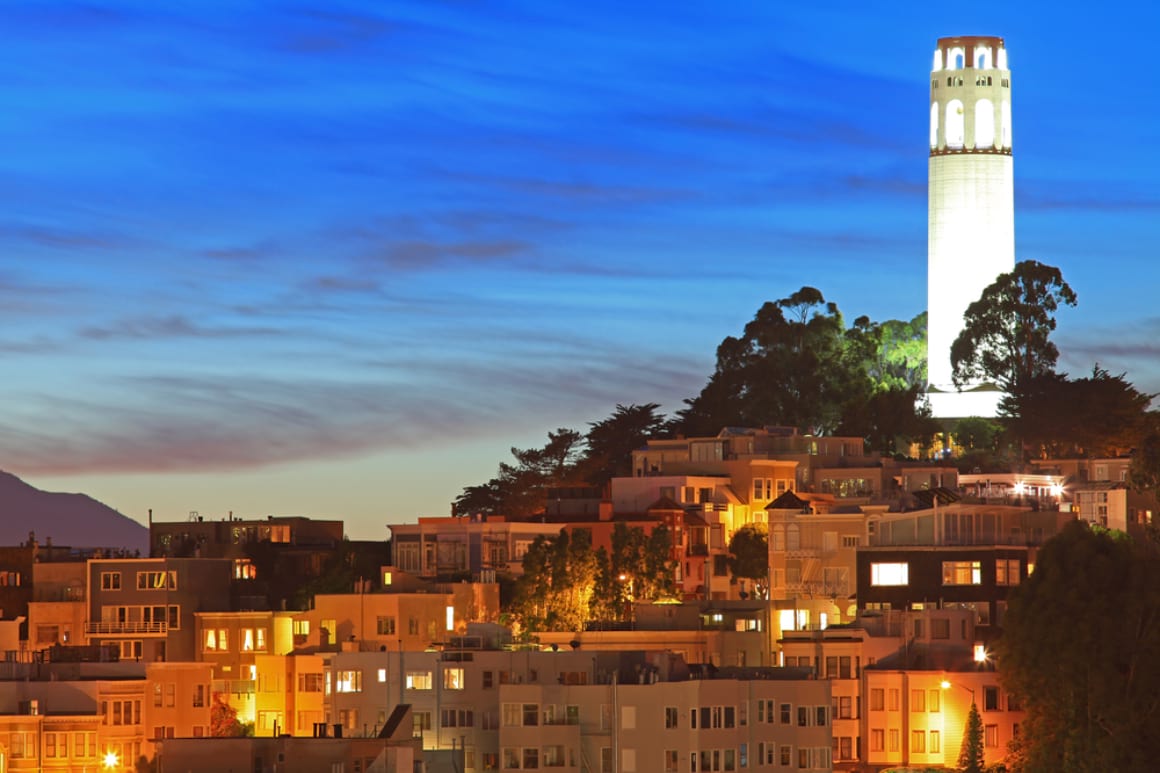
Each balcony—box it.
[85,620,168,636]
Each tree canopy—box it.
[998,521,1160,772]
[1000,367,1154,458]
[950,260,1077,392]
[676,287,932,449]
[726,523,769,598]
[507,525,677,633]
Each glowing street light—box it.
[103,749,120,768]
[940,679,975,705]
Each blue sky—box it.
[2,1,1157,539]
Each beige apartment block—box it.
[496,669,833,773]
[144,661,214,743]
[863,667,1022,771]
[298,585,500,652]
[251,651,327,737]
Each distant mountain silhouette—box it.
[0,471,148,552]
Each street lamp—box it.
[103,750,119,769]
[940,679,975,705]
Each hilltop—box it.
[0,471,148,553]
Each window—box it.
[298,673,324,692]
[523,703,539,726]
[136,570,177,590]
[523,748,539,769]
[753,478,772,500]
[888,689,899,711]
[665,706,678,728]
[779,746,791,766]
[841,535,860,548]
[815,706,827,726]
[930,730,941,753]
[203,628,228,652]
[942,561,982,585]
[985,724,999,747]
[984,686,1000,711]
[441,708,474,728]
[665,750,679,773]
[443,667,465,690]
[996,559,1021,585]
[482,670,494,689]
[193,684,206,707]
[870,729,884,752]
[870,562,909,586]
[405,671,432,690]
[335,670,362,693]
[932,618,950,639]
[413,712,431,736]
[888,729,900,752]
[929,689,940,712]
[797,706,808,726]
[835,696,853,719]
[911,730,926,753]
[293,619,310,637]
[780,703,791,724]
[376,616,396,635]
[870,688,884,711]
[101,572,121,590]
[911,689,925,712]
[165,682,175,707]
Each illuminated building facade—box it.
[927,36,1014,418]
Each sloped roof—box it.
[647,496,684,512]
[766,491,810,511]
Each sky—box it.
[2,1,1158,540]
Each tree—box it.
[1129,429,1160,499]
[950,260,1077,392]
[997,521,1160,772]
[454,428,585,517]
[676,287,874,435]
[211,693,247,737]
[579,403,667,487]
[958,701,985,773]
[727,523,768,598]
[1001,367,1153,458]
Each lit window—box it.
[941,561,982,585]
[377,668,387,683]
[443,667,465,690]
[870,563,909,586]
[405,671,432,690]
[335,670,362,693]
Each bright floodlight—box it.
[104,750,119,768]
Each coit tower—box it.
[927,35,1014,419]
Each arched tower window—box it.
[997,48,1008,70]
[930,102,939,148]
[948,46,965,70]
[945,99,965,149]
[975,98,995,148]
[932,49,943,72]
[1001,100,1012,148]
[974,45,992,70]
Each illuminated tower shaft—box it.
[927,36,1014,418]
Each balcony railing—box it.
[85,620,168,636]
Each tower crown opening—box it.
[932,36,1007,71]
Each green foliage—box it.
[997,521,1160,772]
[950,260,1077,392]
[508,525,677,631]
[457,405,669,517]
[726,523,768,596]
[1128,429,1160,498]
[954,416,1001,451]
[958,701,985,773]
[677,287,930,442]
[1000,367,1153,458]
[579,403,668,487]
[455,428,585,517]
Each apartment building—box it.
[321,644,832,772]
[86,557,233,663]
[390,517,562,579]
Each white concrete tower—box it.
[927,35,1014,418]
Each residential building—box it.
[86,557,233,663]
[389,517,562,579]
